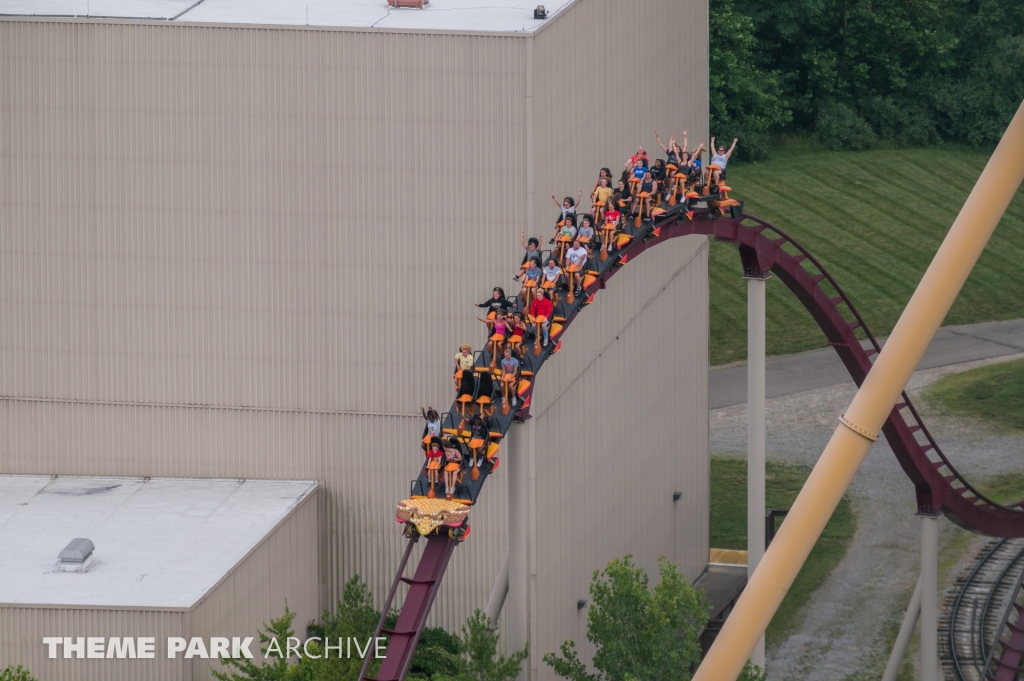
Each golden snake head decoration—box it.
[396,498,471,536]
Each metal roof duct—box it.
[56,538,95,572]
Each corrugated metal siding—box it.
[190,488,321,681]
[0,18,521,631]
[0,0,708,651]
[0,607,187,680]
[529,240,709,678]
[0,20,529,412]
[523,0,709,676]
[530,0,709,234]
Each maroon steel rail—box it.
[364,536,457,681]
[367,208,1024,681]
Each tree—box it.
[213,607,303,681]
[0,666,36,681]
[436,611,527,681]
[709,0,792,160]
[738,661,766,681]
[213,578,523,681]
[543,556,707,681]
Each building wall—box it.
[0,17,524,630]
[0,0,709,650]
[530,0,710,233]
[190,486,321,680]
[0,607,187,681]
[0,491,319,681]
[520,0,709,675]
[529,237,709,678]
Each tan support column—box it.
[693,99,1024,681]
[745,273,768,668]
[506,420,534,681]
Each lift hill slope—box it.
[363,206,1024,681]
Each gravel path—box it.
[710,353,1024,681]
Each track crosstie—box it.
[362,207,1024,681]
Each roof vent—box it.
[56,538,95,573]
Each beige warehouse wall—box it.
[0,18,522,630]
[0,492,320,681]
[519,0,709,674]
[529,238,709,678]
[530,0,709,234]
[0,0,709,650]
[190,488,321,681]
[0,607,187,681]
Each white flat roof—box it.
[0,0,575,32]
[0,475,317,609]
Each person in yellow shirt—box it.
[591,176,614,224]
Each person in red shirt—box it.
[601,206,621,260]
[628,146,649,167]
[529,288,554,351]
[424,437,443,499]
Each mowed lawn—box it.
[709,148,1024,365]
[709,457,856,645]
[923,358,1024,432]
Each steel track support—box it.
[507,421,533,681]
[485,550,510,626]
[882,576,922,681]
[744,273,769,669]
[921,514,940,681]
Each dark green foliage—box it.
[213,578,522,681]
[815,102,877,150]
[408,627,461,680]
[543,556,707,681]
[709,0,792,160]
[213,607,302,681]
[738,662,767,681]
[438,610,527,681]
[0,666,36,681]
[710,0,1024,153]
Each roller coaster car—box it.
[397,498,472,538]
[474,368,497,417]
[707,184,739,217]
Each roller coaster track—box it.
[361,207,1024,681]
[943,539,1024,681]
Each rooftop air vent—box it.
[56,538,95,573]
[534,5,548,19]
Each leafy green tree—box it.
[738,661,766,681]
[712,0,1024,149]
[709,0,792,160]
[0,666,36,681]
[213,607,304,681]
[408,626,461,680]
[301,575,384,681]
[436,610,527,681]
[214,578,522,681]
[543,556,707,681]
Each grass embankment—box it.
[923,358,1024,432]
[709,457,856,645]
[709,148,1024,365]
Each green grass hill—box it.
[709,147,1024,365]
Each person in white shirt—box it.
[709,136,738,185]
[565,240,588,296]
